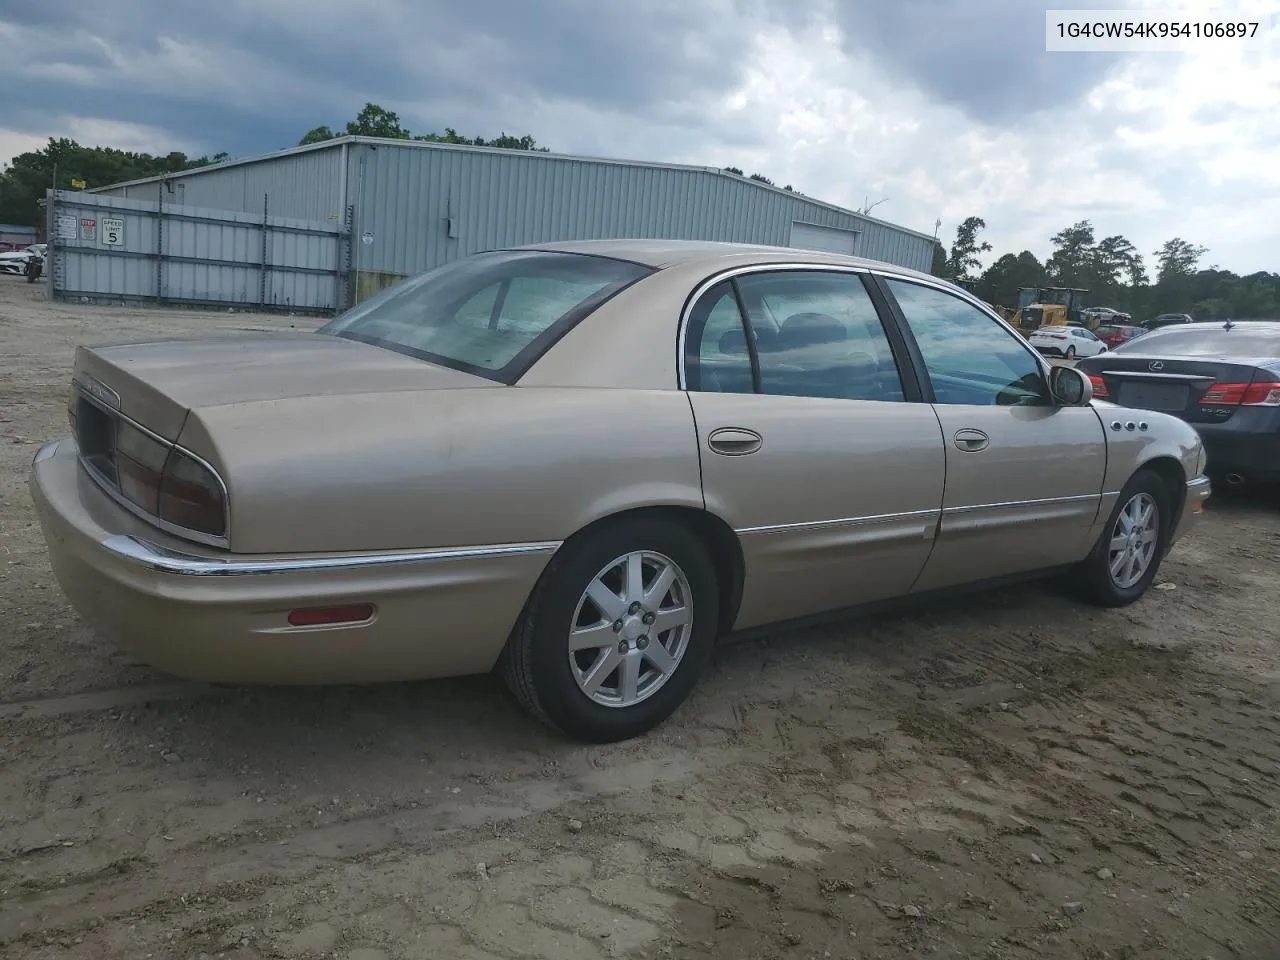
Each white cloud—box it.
[0,117,198,171]
[0,129,47,169]
[619,11,1280,274]
[63,117,201,155]
[1,0,1277,274]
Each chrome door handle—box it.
[953,428,989,452]
[707,427,763,456]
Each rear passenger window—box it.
[735,271,906,402]
[684,281,755,393]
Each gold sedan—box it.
[29,240,1210,742]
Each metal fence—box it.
[44,189,352,314]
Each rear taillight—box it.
[1087,374,1110,398]
[109,423,226,536]
[159,450,227,536]
[1200,379,1280,407]
[114,422,170,514]
[1243,380,1280,406]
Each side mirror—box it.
[1049,365,1093,406]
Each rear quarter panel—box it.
[179,387,704,554]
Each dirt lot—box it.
[2,277,1279,960]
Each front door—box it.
[684,269,946,630]
[876,276,1107,593]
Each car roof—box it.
[509,237,940,282]
[1149,320,1280,331]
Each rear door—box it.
[874,276,1108,592]
[1075,328,1105,355]
[685,269,946,630]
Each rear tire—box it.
[500,515,719,743]
[1071,468,1171,607]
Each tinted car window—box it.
[321,250,652,382]
[1113,326,1280,358]
[883,278,1052,406]
[684,281,755,394]
[735,271,906,402]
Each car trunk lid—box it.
[1081,354,1279,424]
[71,332,497,441]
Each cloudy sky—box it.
[2,0,1278,274]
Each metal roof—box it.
[517,237,941,280]
[90,134,939,243]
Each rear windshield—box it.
[320,250,652,382]
[1095,325,1121,336]
[1113,325,1280,358]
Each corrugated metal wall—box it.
[347,143,936,278]
[89,139,937,305]
[47,190,349,312]
[96,146,348,225]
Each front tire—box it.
[1072,469,1171,607]
[500,515,720,743]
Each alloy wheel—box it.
[567,550,693,708]
[1108,492,1160,589]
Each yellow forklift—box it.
[1010,286,1089,335]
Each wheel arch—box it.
[1134,455,1187,536]
[545,504,745,640]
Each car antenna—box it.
[1223,318,1235,330]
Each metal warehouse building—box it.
[52,136,937,311]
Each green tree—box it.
[298,126,336,146]
[297,106,549,152]
[975,250,1047,307]
[1045,220,1097,288]
[748,172,774,185]
[413,128,549,151]
[943,216,992,282]
[345,103,411,139]
[1153,237,1208,284]
[0,137,208,230]
[930,241,948,278]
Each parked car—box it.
[1077,319,1280,489]
[1082,307,1132,329]
[1095,323,1147,349]
[1146,313,1193,330]
[29,240,1209,742]
[1028,324,1109,359]
[0,243,46,276]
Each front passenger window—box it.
[883,278,1051,407]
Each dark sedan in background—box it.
[1145,313,1194,330]
[1076,321,1280,488]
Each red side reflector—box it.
[287,603,375,627]
[1087,374,1109,398]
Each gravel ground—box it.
[2,276,1279,960]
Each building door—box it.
[789,222,859,256]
